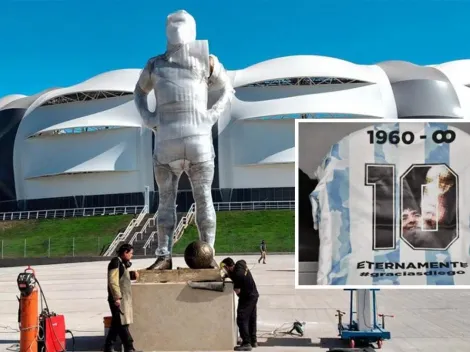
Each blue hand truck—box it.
[335,289,393,349]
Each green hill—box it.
[173,210,294,254]
[0,215,133,258]
[0,210,294,258]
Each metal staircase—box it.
[129,212,158,255]
[103,205,149,256]
[142,203,196,256]
[104,200,294,257]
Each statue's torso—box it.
[150,40,213,142]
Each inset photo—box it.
[295,120,470,288]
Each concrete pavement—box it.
[1,254,469,351]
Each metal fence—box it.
[0,206,144,221]
[214,201,294,211]
[0,201,294,222]
[0,232,295,259]
[0,201,295,258]
[0,236,113,259]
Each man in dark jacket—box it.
[104,244,139,352]
[221,257,259,351]
[258,240,267,264]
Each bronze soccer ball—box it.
[184,240,214,269]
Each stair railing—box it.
[142,203,196,255]
[103,205,149,256]
[129,211,158,245]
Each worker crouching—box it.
[104,244,139,352]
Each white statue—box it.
[134,10,234,270]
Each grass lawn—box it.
[0,210,294,258]
[173,210,294,254]
[0,215,133,258]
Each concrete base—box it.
[136,267,222,283]
[130,281,237,351]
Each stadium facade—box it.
[1,56,470,212]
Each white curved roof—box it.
[1,57,468,96]
[21,126,139,179]
[0,89,61,111]
[432,60,470,86]
[25,141,132,179]
[237,148,295,167]
[0,94,27,110]
[258,148,295,165]
[28,112,141,138]
[1,55,469,119]
[231,84,389,119]
[2,55,469,199]
[229,55,401,119]
[231,55,389,87]
[22,69,141,119]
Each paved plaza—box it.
[1,254,469,352]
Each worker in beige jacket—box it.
[104,244,139,352]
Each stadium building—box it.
[1,56,470,213]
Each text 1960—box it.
[367,130,456,145]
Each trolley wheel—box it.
[349,339,355,348]
[377,339,383,349]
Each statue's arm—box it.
[134,59,158,129]
[207,55,235,125]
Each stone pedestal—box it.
[130,269,237,351]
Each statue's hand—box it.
[141,110,159,130]
[206,108,218,124]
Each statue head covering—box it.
[166,10,197,46]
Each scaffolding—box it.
[42,91,132,106]
[242,76,368,87]
[256,113,367,119]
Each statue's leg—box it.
[187,160,218,268]
[147,163,181,270]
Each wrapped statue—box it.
[134,10,234,270]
